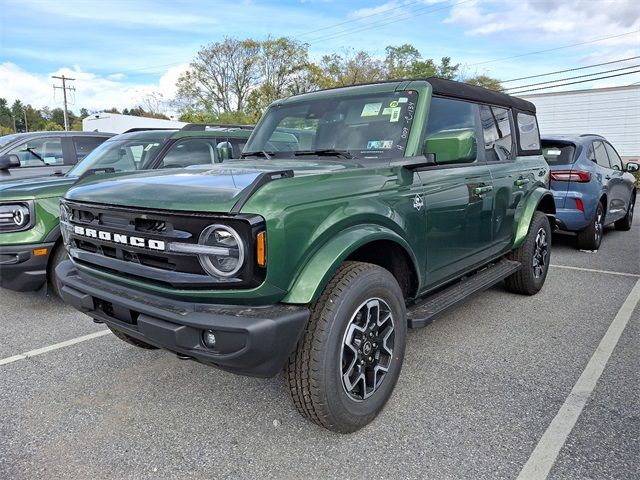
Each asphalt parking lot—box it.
[1,215,638,479]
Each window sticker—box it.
[382,107,392,115]
[361,102,383,117]
[389,100,399,108]
[389,107,402,122]
[546,148,562,156]
[367,140,393,149]
[398,97,408,103]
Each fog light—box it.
[202,330,217,349]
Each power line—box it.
[505,63,640,91]
[305,0,473,44]
[52,75,75,131]
[509,69,640,95]
[500,55,640,83]
[468,30,640,66]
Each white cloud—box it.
[0,63,190,114]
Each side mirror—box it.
[0,154,20,170]
[217,146,233,162]
[423,129,476,164]
[625,162,639,173]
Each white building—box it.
[83,112,186,134]
[521,85,640,160]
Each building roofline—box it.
[520,83,640,98]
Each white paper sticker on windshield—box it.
[398,97,408,103]
[389,107,401,122]
[546,148,562,156]
[361,102,382,117]
[367,140,393,149]
[382,107,392,115]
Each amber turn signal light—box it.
[33,248,48,257]
[256,231,266,267]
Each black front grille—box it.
[62,200,265,289]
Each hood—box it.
[0,175,76,201]
[65,159,356,213]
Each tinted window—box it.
[159,138,217,168]
[7,137,64,167]
[424,97,478,163]
[541,142,576,165]
[73,136,107,161]
[593,141,610,168]
[481,105,513,161]
[604,143,623,170]
[517,113,540,150]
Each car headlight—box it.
[197,224,245,277]
[59,202,72,246]
[0,203,33,232]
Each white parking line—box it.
[551,264,640,278]
[0,330,110,366]
[517,278,640,480]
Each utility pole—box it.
[52,75,75,131]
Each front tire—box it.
[505,211,551,295]
[286,262,407,433]
[48,243,68,299]
[577,202,604,250]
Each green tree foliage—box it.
[464,75,504,91]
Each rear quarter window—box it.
[541,142,576,165]
[517,113,540,151]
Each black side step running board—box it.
[407,258,521,329]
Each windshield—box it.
[541,141,576,165]
[243,91,417,160]
[67,135,166,177]
[0,133,22,150]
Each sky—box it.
[0,0,639,114]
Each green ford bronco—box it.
[57,78,555,432]
[0,125,252,297]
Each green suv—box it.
[0,125,253,296]
[56,79,555,432]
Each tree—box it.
[11,100,25,132]
[176,37,261,115]
[316,50,385,89]
[384,44,421,79]
[0,98,13,131]
[465,75,504,92]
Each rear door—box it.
[421,97,495,288]
[593,140,617,219]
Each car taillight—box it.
[575,198,584,212]
[550,170,591,182]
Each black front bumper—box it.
[56,260,310,378]
[0,242,55,291]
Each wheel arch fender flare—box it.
[513,188,556,249]
[282,224,420,305]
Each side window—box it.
[8,137,64,167]
[424,97,478,163]
[214,138,246,160]
[73,136,106,161]
[604,143,623,170]
[159,138,216,168]
[593,141,611,168]
[480,105,513,161]
[517,113,540,151]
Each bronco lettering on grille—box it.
[73,225,165,251]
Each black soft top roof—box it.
[427,77,536,114]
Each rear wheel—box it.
[614,193,635,231]
[577,202,604,250]
[504,211,551,295]
[286,262,406,433]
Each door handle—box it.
[515,177,530,186]
[473,185,493,195]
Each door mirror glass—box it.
[217,146,233,161]
[626,162,639,173]
[423,129,477,164]
[0,154,20,170]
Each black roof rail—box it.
[578,133,604,138]
[122,127,178,133]
[180,123,254,131]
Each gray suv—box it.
[0,131,114,181]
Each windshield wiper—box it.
[241,150,273,159]
[25,147,44,161]
[293,149,353,159]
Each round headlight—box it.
[12,205,29,227]
[198,224,245,278]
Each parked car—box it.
[0,131,114,181]
[0,124,253,297]
[542,135,638,250]
[56,78,555,433]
